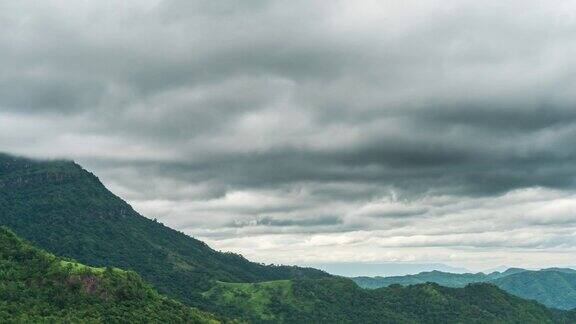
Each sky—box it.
[1,0,576,271]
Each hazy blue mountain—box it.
[353,267,576,310]
[482,265,512,273]
[205,277,576,323]
[306,262,469,277]
[354,270,491,289]
[540,268,576,274]
[3,152,576,322]
[493,270,576,310]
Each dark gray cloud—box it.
[2,0,576,269]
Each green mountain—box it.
[0,153,328,309]
[353,268,576,310]
[493,270,576,311]
[354,270,491,288]
[3,152,576,323]
[6,220,569,324]
[204,276,575,323]
[0,227,217,323]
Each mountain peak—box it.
[0,152,328,309]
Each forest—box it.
[1,153,576,323]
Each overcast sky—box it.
[2,0,576,271]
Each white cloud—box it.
[2,0,576,269]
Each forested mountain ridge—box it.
[354,270,491,288]
[204,276,576,323]
[0,153,328,308]
[0,226,218,323]
[493,270,576,310]
[3,152,576,323]
[354,268,576,310]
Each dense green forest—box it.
[0,152,327,309]
[353,268,576,310]
[493,269,576,310]
[2,152,576,323]
[0,227,217,323]
[204,276,576,323]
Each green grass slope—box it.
[0,153,328,308]
[205,277,575,323]
[0,227,217,323]
[203,280,301,322]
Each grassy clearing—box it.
[203,280,293,321]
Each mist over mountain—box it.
[3,0,576,322]
[3,0,576,270]
[0,153,327,310]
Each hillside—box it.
[354,268,576,310]
[0,153,328,308]
[0,227,217,323]
[204,276,575,323]
[493,270,576,310]
[4,152,576,323]
[354,270,490,289]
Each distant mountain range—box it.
[353,267,576,310]
[3,225,570,323]
[2,152,576,323]
[204,276,576,323]
[305,262,470,277]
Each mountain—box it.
[354,270,490,289]
[497,267,531,277]
[483,265,511,273]
[493,270,576,310]
[306,262,470,277]
[0,153,328,309]
[353,268,576,310]
[353,267,532,289]
[0,226,217,323]
[541,268,576,274]
[3,152,576,322]
[204,276,575,323]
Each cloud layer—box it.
[2,0,576,270]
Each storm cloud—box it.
[2,0,576,270]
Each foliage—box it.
[493,270,576,310]
[203,280,300,322]
[0,227,218,323]
[206,276,576,323]
[0,153,328,311]
[3,152,576,323]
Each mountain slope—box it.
[4,152,576,322]
[0,227,217,323]
[354,270,490,289]
[204,277,575,323]
[493,271,576,310]
[353,268,576,310]
[0,153,328,308]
